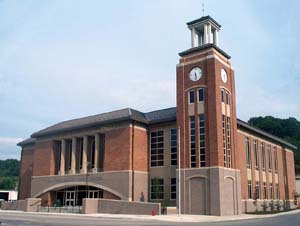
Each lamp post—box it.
[86,161,91,199]
[178,127,181,215]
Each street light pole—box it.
[86,161,90,199]
[178,127,181,215]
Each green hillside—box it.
[0,159,19,190]
[248,116,300,173]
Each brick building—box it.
[18,16,297,215]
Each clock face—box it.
[189,67,202,82]
[221,69,228,83]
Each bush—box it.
[275,200,282,211]
[269,200,275,211]
[261,200,268,212]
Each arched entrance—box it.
[36,183,123,207]
[56,185,103,206]
[189,177,207,214]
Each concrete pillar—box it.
[59,140,66,175]
[203,24,208,44]
[81,136,88,174]
[207,23,212,43]
[93,134,100,173]
[213,30,219,46]
[191,28,197,48]
[70,137,77,174]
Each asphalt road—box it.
[0,211,299,226]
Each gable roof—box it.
[31,108,148,138]
[22,107,296,150]
[237,119,297,150]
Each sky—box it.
[0,0,299,160]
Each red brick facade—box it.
[17,16,297,214]
[18,148,34,200]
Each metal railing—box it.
[37,205,83,214]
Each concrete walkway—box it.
[0,209,299,223]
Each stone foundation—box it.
[82,198,161,215]
[242,199,298,212]
[2,198,41,212]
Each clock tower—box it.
[176,16,241,215]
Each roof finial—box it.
[202,3,205,16]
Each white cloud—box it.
[0,137,23,144]
[0,137,23,160]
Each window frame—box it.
[150,178,164,200]
[254,140,259,170]
[248,179,253,199]
[170,178,176,200]
[190,116,196,168]
[150,131,164,167]
[198,88,204,102]
[267,144,272,173]
[274,147,278,173]
[199,114,206,167]
[170,128,177,166]
[188,90,195,104]
[246,137,251,169]
[261,142,266,171]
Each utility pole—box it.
[178,127,181,215]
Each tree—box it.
[248,116,300,173]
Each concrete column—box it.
[59,140,66,175]
[93,134,100,173]
[207,23,212,43]
[203,24,208,44]
[70,137,77,174]
[81,136,88,174]
[191,28,197,47]
[213,30,219,46]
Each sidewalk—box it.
[1,209,299,223]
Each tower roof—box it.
[187,15,221,29]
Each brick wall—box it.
[133,126,148,172]
[285,150,296,199]
[19,148,34,200]
[103,126,132,171]
[32,141,56,176]
[237,129,296,203]
[177,48,236,169]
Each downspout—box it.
[131,121,135,201]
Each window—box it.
[170,178,176,200]
[226,91,230,105]
[274,147,278,173]
[248,180,252,199]
[267,144,272,173]
[254,140,259,170]
[199,114,206,167]
[255,181,260,199]
[261,143,266,171]
[189,90,195,104]
[221,89,224,103]
[222,115,227,167]
[150,178,164,200]
[246,137,251,169]
[67,141,72,171]
[226,117,231,168]
[150,131,164,167]
[198,88,204,102]
[275,183,279,199]
[263,182,267,199]
[78,138,83,170]
[190,116,196,168]
[270,183,273,200]
[90,137,96,169]
[170,128,177,166]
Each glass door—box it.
[65,191,76,206]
